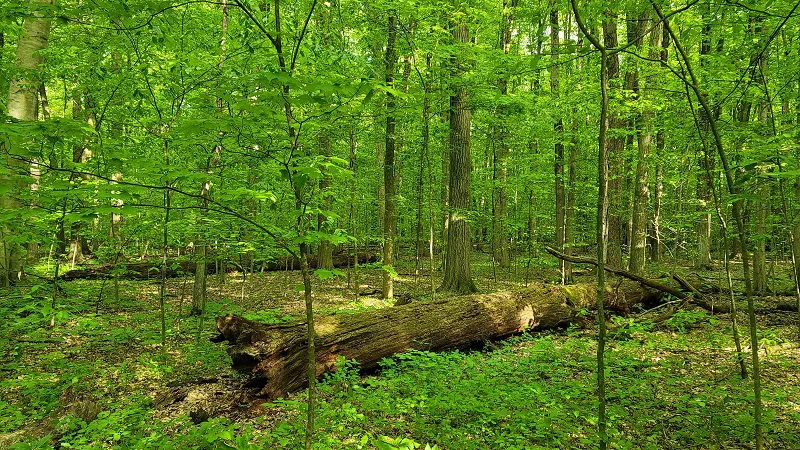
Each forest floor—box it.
[1,252,800,449]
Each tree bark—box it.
[551,5,567,283]
[316,128,334,271]
[440,14,476,293]
[2,0,53,286]
[215,281,662,399]
[382,12,397,299]
[649,25,670,263]
[695,9,715,269]
[602,12,625,270]
[629,12,661,274]
[491,0,517,270]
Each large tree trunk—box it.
[629,12,661,275]
[215,281,662,399]
[602,12,625,270]
[440,16,476,293]
[2,0,52,286]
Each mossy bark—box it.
[215,281,661,399]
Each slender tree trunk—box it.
[795,73,800,290]
[317,130,334,270]
[551,5,567,283]
[440,122,449,255]
[695,8,714,269]
[649,25,669,263]
[653,4,763,447]
[623,11,644,265]
[67,92,95,267]
[160,141,171,346]
[382,11,397,299]
[2,0,53,286]
[752,49,770,293]
[570,3,609,446]
[316,3,333,271]
[492,0,517,270]
[415,55,432,278]
[440,12,476,294]
[193,0,228,315]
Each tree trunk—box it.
[649,25,669,263]
[382,12,397,299]
[602,12,624,270]
[551,5,567,283]
[491,0,517,270]
[695,11,715,270]
[623,11,645,268]
[2,0,52,286]
[192,245,208,316]
[752,52,770,293]
[67,96,92,266]
[316,135,334,271]
[440,15,476,293]
[753,175,768,293]
[629,12,660,274]
[215,281,662,399]
[795,177,800,289]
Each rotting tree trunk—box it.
[215,281,662,399]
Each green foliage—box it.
[664,310,719,333]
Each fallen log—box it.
[60,261,208,281]
[260,252,376,271]
[59,252,377,281]
[214,281,662,399]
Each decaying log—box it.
[215,281,662,399]
[60,261,210,281]
[59,252,377,281]
[777,301,798,312]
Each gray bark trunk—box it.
[2,0,53,286]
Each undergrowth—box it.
[1,260,799,449]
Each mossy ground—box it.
[1,253,798,449]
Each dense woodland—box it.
[2,0,800,448]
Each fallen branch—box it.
[544,247,735,316]
[545,247,688,299]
